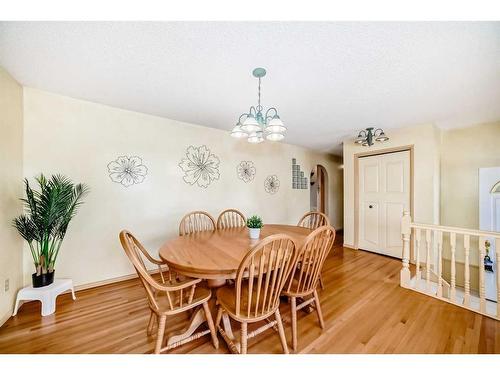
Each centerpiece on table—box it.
[247,215,263,239]
[12,174,89,288]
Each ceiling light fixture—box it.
[355,127,389,147]
[230,68,286,143]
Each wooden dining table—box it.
[158,224,312,351]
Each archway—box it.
[310,164,328,214]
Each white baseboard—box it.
[343,243,357,250]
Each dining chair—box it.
[215,234,297,354]
[297,211,331,289]
[119,230,219,354]
[216,208,246,229]
[297,211,330,230]
[281,225,336,352]
[179,211,216,236]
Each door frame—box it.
[354,145,415,251]
[317,164,328,215]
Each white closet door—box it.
[358,150,410,258]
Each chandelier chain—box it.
[257,77,262,112]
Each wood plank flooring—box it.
[1,235,499,354]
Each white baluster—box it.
[450,232,456,302]
[415,228,422,288]
[496,238,500,319]
[479,236,486,313]
[464,235,471,307]
[436,230,443,298]
[400,211,411,288]
[425,229,432,293]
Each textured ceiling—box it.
[1,22,499,154]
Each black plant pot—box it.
[32,271,55,288]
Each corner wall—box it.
[440,121,500,230]
[0,67,24,325]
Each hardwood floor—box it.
[1,235,499,354]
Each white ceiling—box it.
[1,22,499,154]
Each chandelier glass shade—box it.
[230,68,286,143]
[355,127,389,147]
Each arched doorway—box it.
[310,164,328,214]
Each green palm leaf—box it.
[12,174,89,274]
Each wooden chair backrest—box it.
[286,225,336,295]
[235,234,297,319]
[297,211,330,230]
[217,209,246,229]
[179,211,216,236]
[119,230,197,311]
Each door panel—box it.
[363,202,379,246]
[363,164,379,193]
[386,202,405,257]
[386,161,404,193]
[358,150,410,258]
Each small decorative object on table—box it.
[247,215,263,239]
[12,174,89,288]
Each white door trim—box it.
[354,145,414,253]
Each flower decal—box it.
[237,161,256,183]
[179,145,220,188]
[264,175,280,194]
[108,156,148,187]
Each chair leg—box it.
[319,274,325,290]
[154,315,167,354]
[240,322,247,354]
[290,297,298,352]
[215,305,223,328]
[147,311,156,336]
[313,290,325,329]
[275,309,289,354]
[203,302,219,349]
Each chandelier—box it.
[355,127,389,146]
[230,68,286,143]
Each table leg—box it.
[166,307,208,347]
[207,278,226,288]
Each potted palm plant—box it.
[247,215,263,239]
[13,174,89,288]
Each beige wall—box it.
[440,121,500,229]
[22,88,343,287]
[343,124,442,248]
[0,67,24,324]
[342,121,500,274]
[439,121,500,269]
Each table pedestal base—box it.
[166,307,214,350]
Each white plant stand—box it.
[13,278,76,317]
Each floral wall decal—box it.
[108,156,148,187]
[179,145,220,188]
[237,161,256,183]
[264,175,280,194]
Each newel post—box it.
[400,211,411,288]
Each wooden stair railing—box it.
[400,211,500,320]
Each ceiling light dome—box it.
[265,115,286,134]
[248,131,264,144]
[240,115,261,133]
[266,132,285,141]
[355,127,389,147]
[230,124,249,138]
